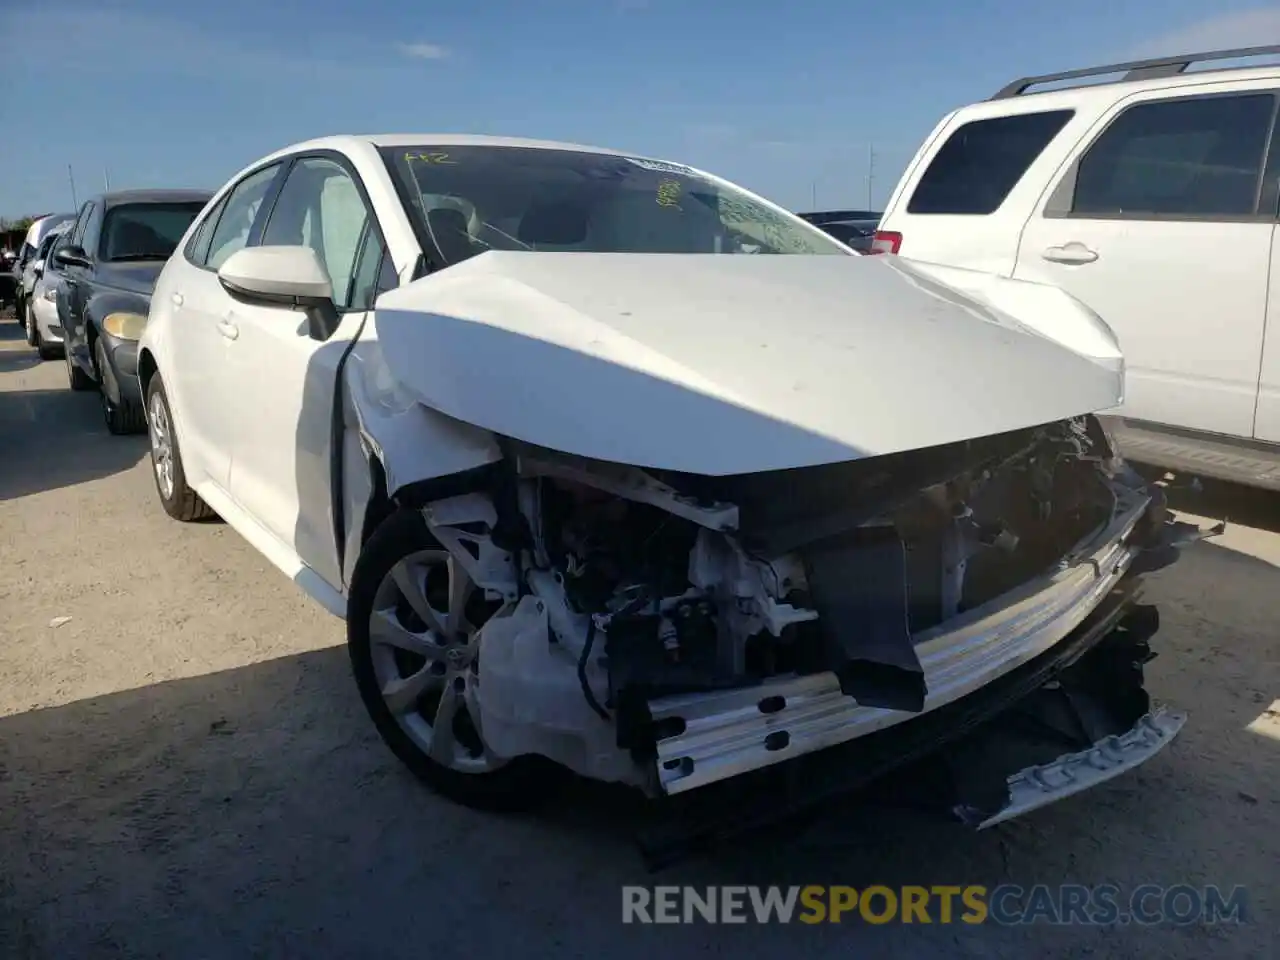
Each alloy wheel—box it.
[367,549,506,773]
[148,391,176,501]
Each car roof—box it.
[99,188,214,207]
[262,133,654,162]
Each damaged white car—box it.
[136,135,1206,861]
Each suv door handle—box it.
[216,317,239,341]
[1042,243,1098,265]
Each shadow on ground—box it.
[1162,476,1280,536]
[0,388,146,501]
[0,544,1273,960]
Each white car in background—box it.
[24,228,68,359]
[873,45,1280,490]
[14,212,75,322]
[136,134,1198,859]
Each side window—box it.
[1071,94,1275,219]
[82,203,105,259]
[185,193,229,265]
[206,164,281,270]
[348,228,400,312]
[907,110,1075,215]
[261,157,371,309]
[68,202,94,247]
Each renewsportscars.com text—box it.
[621,884,1248,926]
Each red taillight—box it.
[869,230,902,255]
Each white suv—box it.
[874,45,1280,490]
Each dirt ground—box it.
[0,317,1276,959]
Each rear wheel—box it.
[347,509,558,810]
[146,375,215,522]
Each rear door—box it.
[1014,86,1277,438]
[164,162,285,492]
[1254,119,1280,443]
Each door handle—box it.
[216,317,239,341]
[171,292,184,308]
[1042,242,1099,265]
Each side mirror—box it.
[55,245,92,269]
[32,258,45,276]
[218,245,339,341]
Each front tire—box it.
[95,338,146,435]
[347,509,557,810]
[145,375,215,522]
[24,303,38,347]
[65,341,95,392]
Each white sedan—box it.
[137,134,1194,841]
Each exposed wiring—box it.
[578,618,611,721]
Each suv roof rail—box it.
[991,44,1280,99]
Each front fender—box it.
[339,339,503,585]
[84,290,151,342]
[345,340,503,497]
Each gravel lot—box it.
[1,317,1276,959]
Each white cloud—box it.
[397,42,450,60]
[1134,8,1280,58]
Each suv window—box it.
[1071,93,1275,218]
[907,110,1074,215]
[205,164,281,270]
[261,157,372,309]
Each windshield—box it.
[99,202,208,262]
[381,145,848,266]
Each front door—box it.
[1014,87,1277,439]
[222,155,387,591]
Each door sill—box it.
[1103,417,1280,491]
[193,480,348,619]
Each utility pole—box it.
[68,165,78,209]
[103,167,111,192]
[811,180,817,209]
[866,144,876,210]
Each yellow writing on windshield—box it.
[656,178,683,210]
[405,151,457,165]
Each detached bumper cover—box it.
[971,706,1185,829]
[634,483,1206,869]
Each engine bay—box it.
[426,415,1136,789]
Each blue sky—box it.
[3,0,1279,218]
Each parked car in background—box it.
[23,227,67,359]
[54,189,211,433]
[0,249,16,310]
[12,212,74,321]
[796,209,881,253]
[874,44,1280,491]
[136,134,1197,856]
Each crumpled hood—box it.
[371,251,1124,476]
